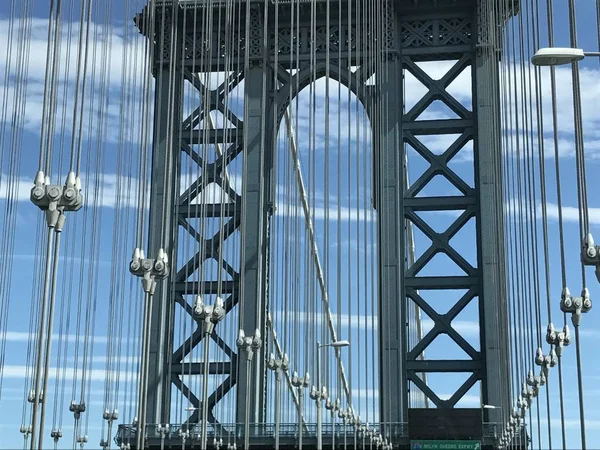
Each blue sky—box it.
[0,0,599,449]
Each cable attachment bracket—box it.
[103,408,118,424]
[69,400,86,420]
[27,388,42,403]
[129,247,169,294]
[267,352,289,379]
[525,370,542,398]
[310,384,328,402]
[19,425,32,440]
[76,435,88,449]
[156,424,170,440]
[236,329,262,361]
[534,346,556,380]
[30,171,83,228]
[560,286,592,327]
[291,370,310,390]
[581,233,600,281]
[545,322,571,357]
[193,295,226,335]
[50,429,63,444]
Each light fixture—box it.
[531,47,600,66]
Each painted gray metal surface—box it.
[137,0,509,433]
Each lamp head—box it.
[531,47,585,66]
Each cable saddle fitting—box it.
[19,425,32,438]
[50,429,63,443]
[76,435,88,448]
[69,400,86,419]
[236,329,262,360]
[582,233,600,282]
[129,247,169,294]
[560,286,592,327]
[546,322,571,356]
[267,352,289,373]
[27,389,42,403]
[534,347,554,381]
[193,295,226,334]
[30,171,83,228]
[103,408,118,423]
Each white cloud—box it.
[420,319,480,337]
[543,202,600,225]
[2,365,138,381]
[2,331,135,345]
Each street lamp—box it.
[531,47,600,66]
[315,341,350,450]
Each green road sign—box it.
[410,441,481,450]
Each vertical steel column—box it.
[145,11,183,426]
[475,26,509,423]
[376,52,407,426]
[236,59,274,426]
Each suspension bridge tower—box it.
[124,0,513,447]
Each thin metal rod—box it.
[317,341,322,450]
[244,357,251,449]
[274,371,281,450]
[201,333,211,450]
[574,325,587,449]
[37,229,62,450]
[30,228,54,450]
[137,291,153,450]
[298,388,304,450]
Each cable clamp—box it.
[27,389,42,403]
[291,370,310,389]
[213,438,224,449]
[310,385,328,402]
[560,286,592,327]
[267,352,289,373]
[50,429,63,443]
[19,425,32,438]
[99,439,109,449]
[581,233,600,281]
[193,295,226,334]
[236,329,261,361]
[103,408,118,424]
[30,171,83,228]
[69,400,86,420]
[156,424,170,438]
[534,347,555,381]
[545,322,571,357]
[76,435,88,448]
[129,247,169,294]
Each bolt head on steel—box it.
[32,187,45,200]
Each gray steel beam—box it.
[377,54,406,425]
[145,35,184,425]
[406,360,481,372]
[236,62,274,425]
[170,362,234,375]
[475,21,509,422]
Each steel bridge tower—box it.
[130,0,511,446]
